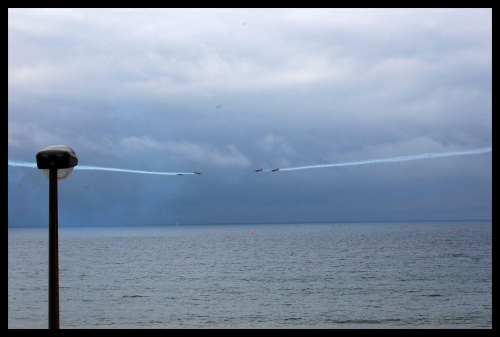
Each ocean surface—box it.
[8,221,492,329]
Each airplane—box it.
[177,173,183,176]
[255,168,263,172]
[194,171,202,175]
[271,168,279,172]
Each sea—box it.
[8,221,492,329]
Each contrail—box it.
[262,147,492,172]
[8,160,197,176]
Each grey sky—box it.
[8,8,492,227]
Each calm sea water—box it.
[8,221,492,329]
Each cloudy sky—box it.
[8,8,492,227]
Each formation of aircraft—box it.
[178,168,281,176]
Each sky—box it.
[8,8,492,227]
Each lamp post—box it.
[36,145,78,329]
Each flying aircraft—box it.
[194,171,202,175]
[255,168,263,172]
[177,173,183,176]
[271,168,279,172]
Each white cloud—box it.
[119,135,164,151]
[165,140,251,167]
[257,134,294,155]
[8,121,65,151]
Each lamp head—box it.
[36,145,78,180]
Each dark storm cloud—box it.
[8,8,492,227]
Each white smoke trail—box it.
[74,165,195,176]
[268,147,492,172]
[8,160,196,176]
[8,160,37,168]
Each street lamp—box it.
[36,145,78,329]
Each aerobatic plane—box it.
[271,168,279,172]
[255,168,263,172]
[194,171,202,175]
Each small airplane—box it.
[194,171,202,175]
[255,168,263,172]
[271,168,279,172]
[177,173,183,176]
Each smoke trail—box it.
[74,165,196,176]
[265,147,492,172]
[8,160,38,168]
[8,160,196,176]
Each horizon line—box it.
[8,219,492,228]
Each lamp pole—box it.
[48,167,59,329]
[36,145,78,330]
